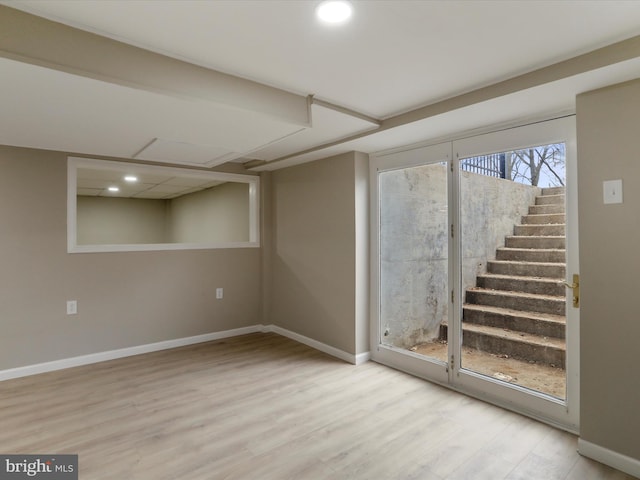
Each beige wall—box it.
[577,79,640,461]
[77,196,167,244]
[167,182,250,243]
[268,152,369,356]
[0,145,261,370]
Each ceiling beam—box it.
[0,5,310,127]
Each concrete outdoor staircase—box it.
[461,186,567,368]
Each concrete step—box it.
[535,194,565,206]
[455,184,568,369]
[521,213,566,225]
[463,304,565,338]
[476,273,565,296]
[505,235,565,249]
[466,288,565,315]
[542,186,566,196]
[495,247,566,263]
[459,322,565,367]
[529,204,565,215]
[514,224,565,236]
[488,260,565,278]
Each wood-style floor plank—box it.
[0,333,634,479]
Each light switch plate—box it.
[603,179,623,204]
[66,300,77,315]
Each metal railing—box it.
[460,153,506,179]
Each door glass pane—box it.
[459,144,567,399]
[379,162,448,363]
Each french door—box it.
[370,116,579,431]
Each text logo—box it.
[0,455,77,480]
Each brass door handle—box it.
[562,274,580,308]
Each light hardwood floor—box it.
[0,333,634,480]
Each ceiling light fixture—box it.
[107,186,119,192]
[316,0,353,24]
[124,175,138,182]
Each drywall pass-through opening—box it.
[216,288,224,299]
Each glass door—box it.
[452,116,579,430]
[458,142,567,399]
[371,117,579,431]
[371,142,452,385]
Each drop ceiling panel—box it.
[141,184,190,194]
[112,184,158,196]
[131,191,172,199]
[162,177,224,188]
[77,179,132,190]
[77,166,226,199]
[128,173,182,184]
[134,138,237,167]
[197,180,226,189]
[76,179,113,190]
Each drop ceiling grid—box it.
[77,168,224,199]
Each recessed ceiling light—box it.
[124,175,138,183]
[316,0,353,24]
[108,186,119,192]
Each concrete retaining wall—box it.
[380,164,539,348]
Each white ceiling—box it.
[0,56,307,166]
[2,0,640,170]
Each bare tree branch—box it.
[509,144,565,187]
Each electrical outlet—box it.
[216,288,223,299]
[67,300,77,315]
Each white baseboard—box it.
[0,324,370,382]
[265,325,370,365]
[578,438,640,478]
[0,325,264,382]
[355,351,372,365]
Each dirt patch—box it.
[411,341,565,399]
